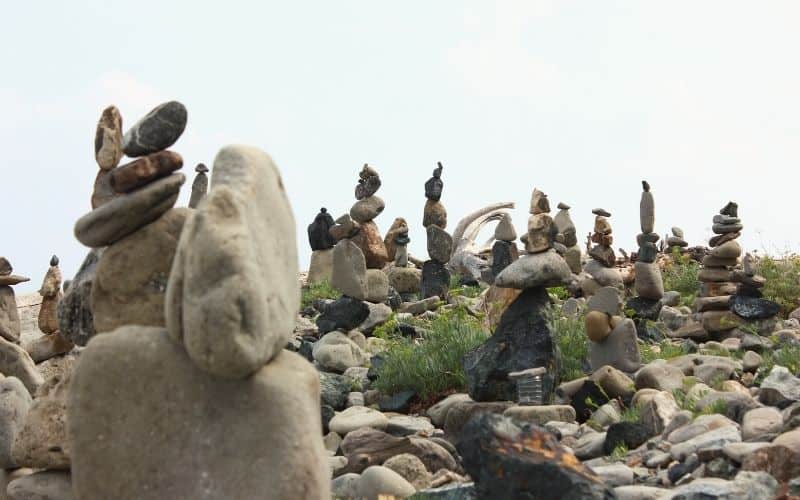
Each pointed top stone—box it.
[433,162,443,178]
[557,202,571,210]
[195,163,209,173]
[530,188,550,214]
[592,208,611,217]
[642,180,650,192]
[359,163,379,180]
[494,214,517,241]
[0,257,11,276]
[720,201,738,218]
[50,255,59,267]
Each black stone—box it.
[603,422,651,455]
[367,353,386,381]
[730,295,780,319]
[122,100,188,157]
[592,208,611,217]
[720,201,738,218]
[425,176,444,202]
[463,287,559,403]
[57,249,103,346]
[386,286,403,309]
[320,372,351,411]
[668,454,700,484]
[457,414,615,500]
[379,389,416,412]
[355,174,381,200]
[569,380,610,424]
[635,319,666,343]
[642,180,650,192]
[491,240,517,278]
[626,297,663,321]
[298,339,314,361]
[307,208,336,251]
[397,323,419,337]
[736,284,763,298]
[421,260,450,299]
[315,296,370,334]
[50,255,59,266]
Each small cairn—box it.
[72,101,189,341]
[24,256,73,362]
[553,202,581,274]
[386,221,421,299]
[490,213,518,281]
[307,207,336,285]
[466,188,571,402]
[632,181,665,301]
[349,164,390,271]
[586,285,641,372]
[188,163,209,208]
[421,164,452,299]
[696,202,779,335]
[0,257,29,343]
[666,226,689,254]
[581,208,623,296]
[383,217,408,263]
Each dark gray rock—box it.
[603,422,650,455]
[424,163,444,202]
[316,296,370,334]
[57,249,103,346]
[730,295,780,320]
[188,164,208,209]
[491,240,518,279]
[307,208,336,251]
[320,372,351,411]
[570,380,610,423]
[421,260,450,300]
[379,390,416,413]
[122,101,188,157]
[626,297,663,321]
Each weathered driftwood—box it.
[449,202,515,280]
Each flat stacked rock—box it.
[581,208,622,296]
[466,188,570,403]
[696,202,779,335]
[490,213,518,282]
[74,102,189,338]
[0,257,28,343]
[586,286,641,372]
[553,202,581,274]
[307,207,336,285]
[69,145,329,499]
[23,256,73,362]
[188,162,209,208]
[634,181,664,301]
[666,226,689,254]
[420,164,452,299]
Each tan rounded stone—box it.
[585,310,612,342]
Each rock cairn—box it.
[69,144,329,499]
[553,202,581,274]
[466,188,571,403]
[0,257,29,343]
[586,286,641,372]
[666,226,689,253]
[72,101,189,341]
[188,162,209,208]
[307,207,337,285]
[350,164,389,271]
[383,217,408,263]
[634,181,664,302]
[490,213,518,281]
[24,256,73,363]
[697,202,779,335]
[386,220,421,299]
[421,164,452,299]
[582,208,623,296]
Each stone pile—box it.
[69,144,329,498]
[696,202,780,336]
[23,256,73,363]
[188,162,209,208]
[585,286,641,372]
[553,202,582,274]
[465,188,571,403]
[0,257,28,343]
[420,163,452,299]
[489,213,518,282]
[350,164,389,271]
[72,101,189,339]
[581,208,623,296]
[385,219,421,299]
[307,207,336,285]
[666,226,689,253]
[633,181,664,302]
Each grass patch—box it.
[662,249,700,307]
[610,443,629,462]
[620,405,641,423]
[448,273,483,298]
[300,280,338,309]
[755,254,800,317]
[755,344,800,383]
[546,306,588,382]
[372,306,489,399]
[547,286,570,301]
[640,340,689,364]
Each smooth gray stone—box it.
[122,101,187,157]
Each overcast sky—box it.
[2,1,799,293]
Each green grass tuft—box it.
[300,280,339,309]
[640,340,689,364]
[546,306,588,382]
[662,249,700,307]
[755,254,800,317]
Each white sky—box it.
[2,1,799,293]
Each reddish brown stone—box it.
[110,151,183,193]
[741,445,800,483]
[91,170,119,209]
[351,221,389,269]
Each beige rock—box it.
[383,218,408,262]
[349,196,385,223]
[0,286,21,342]
[91,170,119,208]
[165,146,299,379]
[331,239,368,300]
[0,338,43,395]
[0,377,32,468]
[634,261,664,300]
[387,267,421,294]
[22,332,73,364]
[94,105,123,171]
[307,248,334,285]
[12,371,71,469]
[364,269,389,303]
[383,453,431,491]
[423,199,447,229]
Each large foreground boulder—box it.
[68,326,329,500]
[463,287,559,402]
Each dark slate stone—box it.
[298,339,314,362]
[425,177,444,202]
[626,297,663,321]
[122,101,188,157]
[320,372,351,411]
[367,353,385,381]
[603,422,651,455]
[720,201,738,218]
[668,454,700,484]
[463,287,559,403]
[569,380,610,424]
[589,245,616,267]
[397,323,419,338]
[635,319,666,343]
[307,208,336,251]
[730,295,780,320]
[386,286,403,309]
[491,240,518,278]
[637,242,658,263]
[410,482,477,499]
[457,414,615,500]
[736,284,763,298]
[315,296,370,334]
[57,249,103,346]
[421,260,450,300]
[379,389,416,412]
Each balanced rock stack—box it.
[586,286,641,372]
[465,188,571,402]
[349,164,389,271]
[24,256,73,362]
[696,202,779,335]
[0,257,29,343]
[553,202,581,274]
[68,145,329,499]
[421,164,452,299]
[385,219,421,299]
[633,181,664,301]
[188,162,209,208]
[666,226,689,254]
[307,207,337,285]
[490,213,518,281]
[581,208,623,296]
[73,101,189,341]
